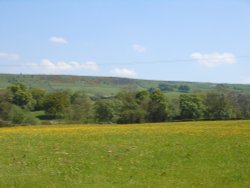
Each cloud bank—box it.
[111,68,137,77]
[133,44,146,53]
[49,37,67,44]
[29,59,98,74]
[191,52,236,67]
[0,52,20,61]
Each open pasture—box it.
[0,121,250,187]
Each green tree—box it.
[43,91,70,117]
[6,105,40,124]
[237,94,250,119]
[168,97,180,120]
[226,91,242,119]
[8,105,26,124]
[66,91,94,123]
[136,90,150,120]
[95,99,115,123]
[178,85,190,93]
[7,83,34,109]
[179,94,204,120]
[158,83,175,92]
[204,92,232,120]
[136,90,149,103]
[30,88,46,111]
[116,92,146,124]
[147,89,168,122]
[0,102,13,121]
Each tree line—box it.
[0,83,250,126]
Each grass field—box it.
[0,121,250,188]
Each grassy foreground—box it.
[0,121,250,188]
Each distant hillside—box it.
[0,74,250,96]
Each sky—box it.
[0,0,250,83]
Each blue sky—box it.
[0,0,250,83]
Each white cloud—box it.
[81,61,99,71]
[0,52,20,61]
[133,44,146,53]
[111,68,137,77]
[29,59,98,73]
[49,37,67,44]
[191,52,236,67]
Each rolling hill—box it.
[0,74,250,96]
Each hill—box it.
[0,74,250,96]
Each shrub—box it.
[0,119,11,127]
[8,105,40,125]
[9,105,26,124]
[23,114,41,125]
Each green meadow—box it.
[0,120,250,188]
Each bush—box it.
[23,114,41,125]
[9,105,26,124]
[0,119,12,127]
[8,105,40,125]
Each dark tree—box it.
[95,99,115,123]
[237,94,250,119]
[158,83,175,92]
[147,89,168,122]
[116,92,146,124]
[7,83,34,109]
[204,92,232,120]
[30,88,46,111]
[43,91,70,117]
[179,94,204,120]
[67,91,94,123]
[178,85,190,93]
